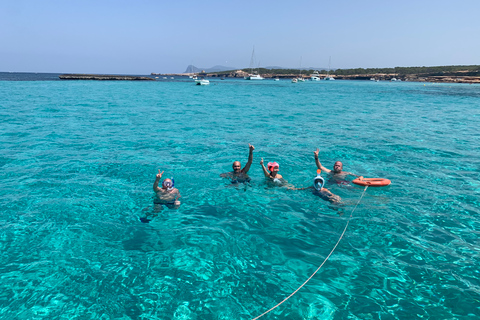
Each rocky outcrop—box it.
[59,74,155,81]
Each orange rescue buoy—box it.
[352,178,391,187]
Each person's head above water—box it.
[333,161,343,173]
[314,169,325,190]
[267,162,280,176]
[232,161,242,173]
[162,178,174,190]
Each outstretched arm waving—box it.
[314,148,330,173]
[242,143,255,173]
[260,158,270,178]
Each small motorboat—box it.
[195,79,210,85]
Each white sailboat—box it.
[245,46,264,80]
[324,56,335,81]
[293,56,305,82]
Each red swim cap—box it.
[267,162,279,171]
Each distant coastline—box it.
[59,74,155,81]
[153,65,480,83]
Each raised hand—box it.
[156,169,164,179]
[249,143,255,152]
[314,148,319,158]
[260,158,264,165]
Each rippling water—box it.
[1,76,479,319]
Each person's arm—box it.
[314,148,330,173]
[291,186,314,190]
[153,169,163,192]
[322,187,334,196]
[241,143,255,173]
[346,172,363,179]
[260,158,270,178]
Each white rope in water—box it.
[252,185,369,320]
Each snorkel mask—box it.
[313,169,324,191]
[162,178,175,191]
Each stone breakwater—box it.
[59,74,155,81]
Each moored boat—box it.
[310,70,321,81]
[245,74,264,80]
[195,79,210,85]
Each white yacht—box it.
[245,74,264,80]
[310,71,321,81]
[195,78,210,85]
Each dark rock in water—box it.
[59,74,155,81]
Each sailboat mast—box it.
[249,46,256,74]
[299,56,302,77]
[327,56,331,76]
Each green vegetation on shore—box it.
[212,65,480,77]
[332,65,480,76]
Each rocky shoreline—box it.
[59,74,155,81]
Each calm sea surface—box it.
[1,73,479,319]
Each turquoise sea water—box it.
[1,76,479,319]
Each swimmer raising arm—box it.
[314,148,363,180]
[260,158,270,178]
[220,143,255,182]
[314,148,330,173]
[260,158,283,180]
[153,169,181,207]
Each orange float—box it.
[352,178,391,187]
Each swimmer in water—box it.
[153,169,181,211]
[220,143,255,184]
[292,169,342,204]
[260,158,284,184]
[313,148,363,184]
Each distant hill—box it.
[184,65,238,73]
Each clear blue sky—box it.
[1,0,479,74]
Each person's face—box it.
[270,166,279,175]
[232,161,241,173]
[333,161,343,173]
[162,179,172,189]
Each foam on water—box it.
[1,77,479,319]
